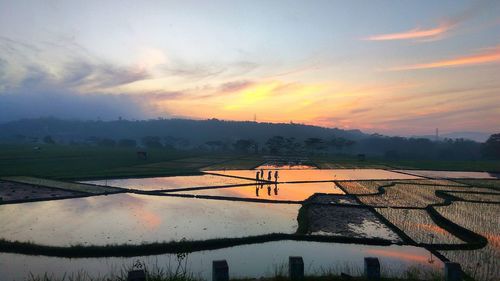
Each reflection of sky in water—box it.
[395,170,500,179]
[173,182,344,201]
[0,241,442,281]
[81,175,254,190]
[0,194,299,246]
[210,169,420,182]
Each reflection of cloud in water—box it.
[180,182,343,201]
[365,248,435,266]
[59,193,147,214]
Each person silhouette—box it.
[267,170,272,181]
[274,183,279,195]
[274,170,279,182]
[267,184,271,196]
[255,185,259,197]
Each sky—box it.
[0,0,499,136]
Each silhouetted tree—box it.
[304,137,327,154]
[233,139,255,153]
[266,136,286,154]
[206,140,224,151]
[142,136,163,148]
[284,137,302,154]
[481,133,500,159]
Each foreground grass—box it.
[25,261,446,281]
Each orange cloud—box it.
[388,45,500,71]
[364,23,452,41]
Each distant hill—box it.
[0,118,367,145]
[415,131,491,143]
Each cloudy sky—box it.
[0,0,499,135]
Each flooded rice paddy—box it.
[170,182,344,201]
[81,174,254,191]
[395,170,500,179]
[0,193,299,246]
[209,169,420,182]
[0,241,442,281]
[436,202,500,281]
[1,167,499,280]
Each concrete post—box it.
[212,260,229,281]
[444,262,462,281]
[289,256,304,281]
[127,269,146,281]
[364,257,380,281]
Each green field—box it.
[1,144,498,181]
[0,144,252,180]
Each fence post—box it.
[289,256,304,281]
[127,269,146,281]
[364,257,380,281]
[444,262,462,281]
[213,260,229,281]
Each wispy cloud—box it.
[364,1,494,42]
[388,45,500,71]
[364,23,453,41]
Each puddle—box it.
[81,174,254,191]
[210,169,420,182]
[0,193,299,246]
[394,170,500,179]
[0,241,442,281]
[171,182,344,201]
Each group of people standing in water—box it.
[255,169,279,182]
[255,169,279,197]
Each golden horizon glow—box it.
[1,1,499,135]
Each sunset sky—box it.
[0,0,499,135]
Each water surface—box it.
[210,169,420,182]
[0,193,299,246]
[171,182,344,201]
[0,241,442,281]
[81,174,254,191]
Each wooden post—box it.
[364,257,380,281]
[289,256,304,281]
[212,260,229,281]
[444,262,462,281]
[127,269,146,281]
